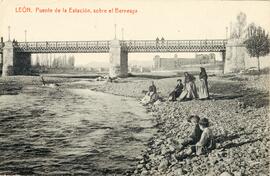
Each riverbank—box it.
[91,74,269,176]
[0,73,269,175]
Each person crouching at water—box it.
[140,81,159,105]
[168,79,184,101]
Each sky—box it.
[0,0,270,67]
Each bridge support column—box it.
[2,41,14,76]
[224,39,247,73]
[120,50,128,77]
[14,52,31,75]
[109,39,128,78]
[2,41,31,76]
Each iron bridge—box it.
[0,39,227,54]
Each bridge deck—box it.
[1,39,227,53]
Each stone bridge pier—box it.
[2,41,31,76]
[109,39,128,78]
[224,39,248,73]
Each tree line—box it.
[33,54,75,69]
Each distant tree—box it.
[244,24,270,71]
[68,55,75,68]
[36,55,40,67]
[231,12,247,39]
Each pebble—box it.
[220,172,232,176]
[158,159,169,172]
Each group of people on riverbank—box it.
[169,67,210,101]
[140,67,213,156]
[140,67,210,105]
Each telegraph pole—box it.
[121,27,124,40]
[24,30,27,42]
[8,26,11,41]
[226,27,228,39]
[114,24,117,39]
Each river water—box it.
[0,85,156,175]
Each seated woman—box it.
[179,72,198,101]
[198,67,210,100]
[168,79,184,101]
[141,81,159,105]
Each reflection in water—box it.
[0,87,156,175]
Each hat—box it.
[187,115,200,122]
[199,118,209,127]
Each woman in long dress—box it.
[179,72,198,101]
[198,67,209,99]
[141,81,159,105]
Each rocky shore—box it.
[92,74,269,176]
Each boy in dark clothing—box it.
[179,117,214,158]
[180,115,203,148]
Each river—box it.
[0,84,156,175]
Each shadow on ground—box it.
[210,79,269,108]
[129,74,178,80]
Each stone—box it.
[145,163,151,170]
[220,172,232,176]
[139,159,145,164]
[161,146,169,155]
[233,171,242,176]
[140,169,149,176]
[137,164,144,169]
[169,145,175,152]
[158,159,169,172]
[174,168,186,175]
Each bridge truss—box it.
[0,39,227,54]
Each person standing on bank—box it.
[198,67,209,100]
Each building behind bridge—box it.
[153,53,224,73]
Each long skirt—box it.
[141,92,159,105]
[179,82,198,101]
[186,81,198,99]
[198,79,209,99]
[169,90,182,101]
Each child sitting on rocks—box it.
[180,115,203,149]
[174,117,214,162]
[184,118,214,156]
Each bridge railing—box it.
[120,39,227,52]
[120,39,227,47]
[12,39,227,53]
[14,41,110,53]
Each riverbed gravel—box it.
[93,74,269,176]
